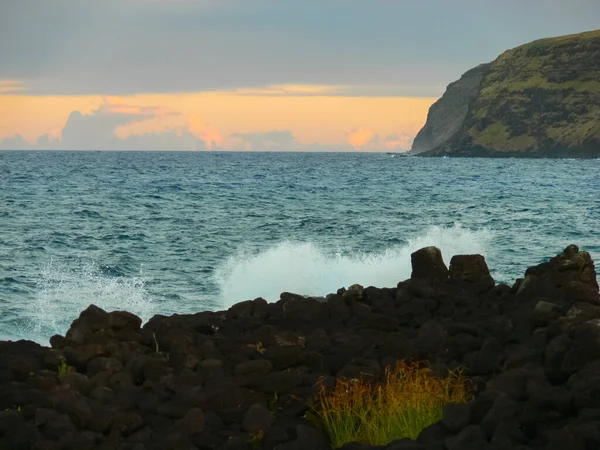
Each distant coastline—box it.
[411,29,600,158]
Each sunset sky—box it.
[1,0,598,151]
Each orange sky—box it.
[0,85,436,150]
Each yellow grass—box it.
[313,361,473,448]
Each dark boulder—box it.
[410,247,449,282]
[3,245,600,450]
[449,254,495,293]
[170,408,205,437]
[235,359,273,376]
[442,403,471,432]
[444,425,487,450]
[517,245,599,306]
[274,424,330,450]
[242,403,272,433]
[566,360,600,409]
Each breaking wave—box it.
[216,225,492,308]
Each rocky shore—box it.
[1,245,600,450]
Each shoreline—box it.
[1,245,599,449]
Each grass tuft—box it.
[247,430,264,449]
[313,361,473,448]
[267,391,279,415]
[247,341,266,354]
[58,360,75,378]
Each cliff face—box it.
[411,64,490,154]
[412,30,600,157]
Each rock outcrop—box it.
[1,246,600,449]
[411,29,600,157]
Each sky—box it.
[0,0,598,151]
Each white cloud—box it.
[189,115,223,149]
[345,126,419,152]
[0,134,30,150]
[0,98,211,151]
[230,130,299,151]
[0,80,26,95]
[229,130,347,152]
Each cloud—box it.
[4,0,599,97]
[224,84,350,97]
[347,127,375,150]
[0,97,214,151]
[54,97,183,150]
[381,131,415,150]
[98,96,179,117]
[230,130,300,151]
[229,129,357,152]
[346,126,419,152]
[0,134,31,150]
[0,91,423,151]
[60,110,129,150]
[189,115,223,149]
[7,0,584,97]
[220,84,449,98]
[0,80,26,95]
[118,130,206,151]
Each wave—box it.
[215,225,492,308]
[22,259,156,344]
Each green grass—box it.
[58,360,75,378]
[247,430,264,449]
[313,361,473,448]
[268,391,279,415]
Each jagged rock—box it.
[65,305,142,345]
[561,321,600,374]
[566,360,600,409]
[280,294,327,322]
[234,359,273,376]
[463,337,504,375]
[170,408,205,437]
[531,300,563,327]
[342,284,365,302]
[410,247,449,282]
[59,371,91,395]
[263,425,291,449]
[563,302,600,325]
[326,294,351,322]
[306,329,331,352]
[276,424,331,450]
[545,427,585,450]
[517,245,599,306]
[86,357,123,377]
[444,425,487,450]
[242,403,272,433]
[414,320,449,358]
[449,254,495,292]
[2,245,600,450]
[481,394,518,436]
[442,403,471,432]
[485,368,528,400]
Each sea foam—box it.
[21,225,491,344]
[24,260,156,344]
[215,224,492,308]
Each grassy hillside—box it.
[414,30,600,157]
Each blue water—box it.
[1,151,599,344]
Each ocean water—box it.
[1,151,599,344]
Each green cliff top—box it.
[415,29,600,157]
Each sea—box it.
[1,151,599,345]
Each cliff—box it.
[412,29,600,157]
